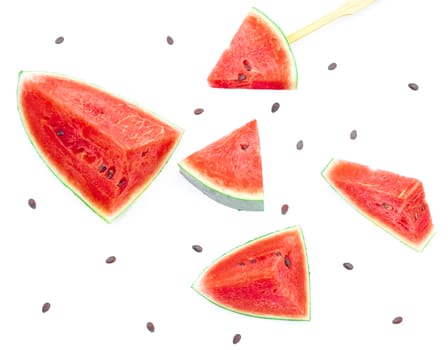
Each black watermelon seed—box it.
[233,334,241,344]
[98,164,107,173]
[106,256,116,264]
[166,36,174,45]
[55,36,64,44]
[56,130,64,136]
[281,204,289,215]
[275,251,281,256]
[106,167,115,179]
[343,262,354,270]
[249,259,256,264]
[239,262,245,266]
[392,316,403,324]
[408,83,419,91]
[42,302,51,313]
[243,59,251,71]
[238,73,246,81]
[192,245,203,253]
[28,198,37,209]
[117,178,127,188]
[146,321,155,332]
[328,62,337,70]
[350,129,357,140]
[296,140,304,150]
[194,108,204,115]
[240,143,249,150]
[284,255,291,268]
[271,102,280,113]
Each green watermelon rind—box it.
[321,158,436,252]
[16,70,184,223]
[178,161,264,211]
[251,7,298,89]
[191,225,311,321]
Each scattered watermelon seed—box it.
[408,83,419,91]
[271,102,280,113]
[392,316,403,324]
[98,164,107,173]
[250,259,256,264]
[240,143,249,150]
[296,140,304,150]
[28,198,36,209]
[328,62,337,70]
[106,167,115,179]
[343,262,354,270]
[239,262,245,266]
[117,178,127,187]
[275,251,281,256]
[420,204,425,211]
[350,129,357,140]
[146,322,155,332]
[233,334,242,344]
[56,130,64,136]
[192,245,203,253]
[281,204,289,215]
[194,108,204,115]
[414,212,419,221]
[238,73,246,81]
[55,36,64,44]
[284,255,291,268]
[42,302,51,313]
[166,36,174,45]
[106,256,116,264]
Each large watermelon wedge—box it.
[17,71,183,222]
[192,226,310,321]
[178,119,263,211]
[207,7,297,90]
[322,158,435,251]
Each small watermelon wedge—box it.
[322,158,435,251]
[178,119,263,211]
[192,226,310,321]
[207,7,297,90]
[17,71,183,222]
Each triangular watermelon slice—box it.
[322,158,435,251]
[17,71,183,222]
[178,119,263,211]
[207,7,297,90]
[192,226,310,321]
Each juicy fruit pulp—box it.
[17,71,183,222]
[207,7,297,90]
[322,159,435,251]
[178,119,263,211]
[192,226,310,321]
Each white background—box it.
[1,0,448,349]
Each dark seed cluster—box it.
[271,102,280,113]
[146,321,155,332]
[105,256,116,264]
[42,302,51,313]
[192,245,203,253]
[328,62,337,70]
[166,36,174,45]
[350,129,357,140]
[194,108,204,115]
[408,83,419,91]
[55,36,64,44]
[343,262,354,270]
[392,316,403,324]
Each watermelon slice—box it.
[178,119,263,211]
[322,158,435,251]
[17,71,183,222]
[192,226,310,321]
[207,7,297,90]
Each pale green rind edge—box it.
[251,6,298,89]
[191,225,311,321]
[16,70,185,223]
[177,161,264,212]
[321,158,437,252]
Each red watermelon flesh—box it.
[322,159,435,251]
[178,119,263,211]
[17,71,183,222]
[207,7,297,90]
[192,226,310,321]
